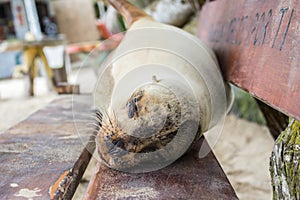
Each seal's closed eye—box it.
[127,101,137,119]
[126,92,143,119]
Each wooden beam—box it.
[197,0,300,120]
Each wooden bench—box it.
[0,1,238,199]
[0,96,93,199]
[4,0,299,199]
[0,95,237,199]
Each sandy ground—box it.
[0,79,57,134]
[0,76,274,199]
[213,115,274,200]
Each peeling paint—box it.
[14,188,42,200]
[10,183,19,188]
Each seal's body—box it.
[93,0,231,173]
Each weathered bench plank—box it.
[197,0,300,121]
[0,96,93,199]
[84,138,238,200]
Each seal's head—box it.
[96,80,201,172]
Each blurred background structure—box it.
[0,1,274,199]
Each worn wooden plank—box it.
[197,0,300,120]
[84,137,237,200]
[0,96,93,199]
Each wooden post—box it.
[270,119,300,199]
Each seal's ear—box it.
[107,0,151,27]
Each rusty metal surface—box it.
[0,95,92,199]
[84,138,238,200]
